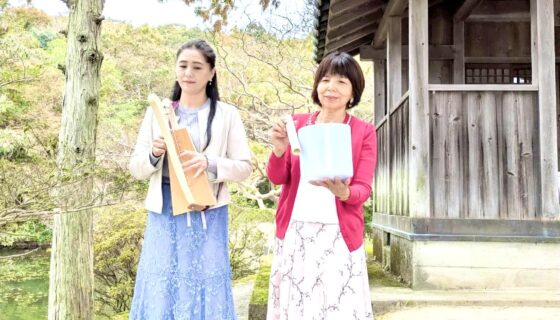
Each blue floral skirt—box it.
[129,180,236,320]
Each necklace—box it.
[306,111,352,126]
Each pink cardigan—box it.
[267,113,377,252]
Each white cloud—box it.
[103,0,202,27]
[8,0,309,33]
[9,0,203,28]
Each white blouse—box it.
[290,179,339,224]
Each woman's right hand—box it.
[271,118,289,157]
[152,136,167,158]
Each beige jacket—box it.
[129,101,252,213]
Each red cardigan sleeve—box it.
[344,123,377,206]
[267,149,291,185]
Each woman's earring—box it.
[208,80,212,86]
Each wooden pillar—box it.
[408,0,430,218]
[373,60,386,125]
[531,0,539,84]
[535,0,560,217]
[387,17,402,107]
[453,21,465,84]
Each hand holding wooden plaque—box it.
[148,94,216,214]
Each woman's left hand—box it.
[309,177,350,201]
[179,150,208,178]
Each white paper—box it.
[284,114,301,156]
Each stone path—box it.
[234,280,255,320]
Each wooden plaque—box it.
[148,94,216,214]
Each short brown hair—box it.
[311,51,365,109]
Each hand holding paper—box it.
[283,115,301,156]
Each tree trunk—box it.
[48,1,103,319]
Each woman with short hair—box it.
[266,51,377,319]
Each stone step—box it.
[377,306,560,320]
[371,286,560,315]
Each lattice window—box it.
[465,64,531,84]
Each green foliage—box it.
[245,22,269,40]
[155,24,204,48]
[0,8,54,127]
[0,95,23,128]
[100,21,176,102]
[350,60,374,122]
[94,205,146,317]
[32,29,56,48]
[363,196,373,236]
[99,100,146,127]
[0,158,57,225]
[366,256,408,288]
[111,312,130,320]
[228,190,274,280]
[45,37,66,66]
[249,256,271,305]
[0,220,51,247]
[0,128,30,160]
[2,7,51,32]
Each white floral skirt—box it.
[266,220,374,320]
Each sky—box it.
[8,0,310,32]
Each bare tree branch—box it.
[0,247,40,260]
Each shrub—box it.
[0,128,30,160]
[94,205,146,317]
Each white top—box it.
[129,101,252,213]
[291,179,339,224]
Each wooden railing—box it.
[374,91,409,216]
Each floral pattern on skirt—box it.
[129,182,236,320]
[267,220,374,320]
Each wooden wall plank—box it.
[396,104,403,215]
[447,92,464,218]
[496,92,507,219]
[480,92,500,218]
[431,92,448,218]
[403,100,410,215]
[374,124,388,213]
[518,92,538,218]
[390,105,396,215]
[467,92,483,218]
[503,92,523,219]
